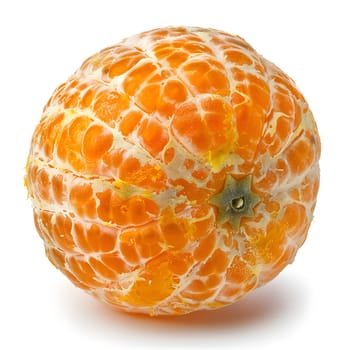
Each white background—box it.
[1,0,349,349]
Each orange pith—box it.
[26,27,320,316]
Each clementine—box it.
[26,27,320,316]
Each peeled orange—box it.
[26,27,320,316]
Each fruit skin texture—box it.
[26,27,320,316]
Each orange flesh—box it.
[26,27,320,316]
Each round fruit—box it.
[26,27,320,316]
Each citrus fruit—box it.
[26,27,320,316]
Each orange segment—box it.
[96,190,159,226]
[171,95,236,161]
[193,231,216,261]
[226,256,254,284]
[106,48,145,78]
[93,90,129,124]
[182,58,230,95]
[198,248,229,276]
[119,110,143,136]
[120,223,164,261]
[52,174,66,204]
[118,155,167,192]
[69,183,97,218]
[74,222,117,253]
[123,62,158,95]
[138,118,169,156]
[168,253,194,275]
[121,253,177,307]
[56,115,91,170]
[160,208,191,250]
[82,124,114,160]
[67,255,104,288]
[286,134,315,175]
[100,253,133,274]
[34,112,65,159]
